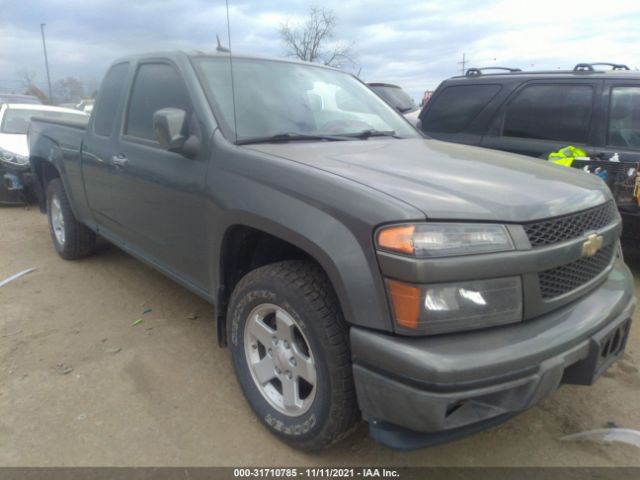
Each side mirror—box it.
[153,108,188,151]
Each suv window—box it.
[125,63,191,141]
[422,84,501,133]
[503,84,593,143]
[608,87,640,149]
[93,63,129,136]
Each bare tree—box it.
[18,68,37,91]
[53,76,85,104]
[279,6,355,68]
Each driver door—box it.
[108,61,209,288]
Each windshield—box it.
[193,57,419,143]
[369,85,417,113]
[1,108,87,134]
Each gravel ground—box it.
[0,206,639,466]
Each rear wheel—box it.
[227,260,359,450]
[46,178,96,260]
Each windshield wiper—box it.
[237,132,352,145]
[343,129,402,140]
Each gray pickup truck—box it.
[28,51,635,451]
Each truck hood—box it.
[245,138,611,222]
[0,134,28,157]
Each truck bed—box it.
[28,116,88,159]
[28,116,90,214]
[30,116,89,130]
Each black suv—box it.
[418,63,640,233]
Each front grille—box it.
[524,201,617,247]
[539,244,615,299]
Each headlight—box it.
[386,277,523,335]
[376,223,513,257]
[0,148,29,167]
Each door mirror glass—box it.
[153,108,187,151]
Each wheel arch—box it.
[213,211,392,347]
[30,156,62,213]
[216,222,351,347]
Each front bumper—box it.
[351,258,635,450]
[0,163,33,204]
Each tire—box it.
[227,260,359,450]
[46,178,96,260]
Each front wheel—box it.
[227,260,359,450]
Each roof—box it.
[451,71,640,81]
[449,63,640,82]
[368,83,402,88]
[110,50,343,72]
[0,94,42,105]
[0,93,39,99]
[4,103,88,115]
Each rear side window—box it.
[422,84,501,133]
[125,63,191,141]
[503,84,593,143]
[608,87,640,149]
[93,63,129,136]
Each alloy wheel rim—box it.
[244,303,317,417]
[50,196,65,245]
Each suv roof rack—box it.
[465,67,522,77]
[573,62,630,72]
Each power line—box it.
[457,52,469,75]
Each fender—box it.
[29,128,67,211]
[28,120,94,226]
[204,134,425,336]
[212,208,392,334]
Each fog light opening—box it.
[445,400,466,418]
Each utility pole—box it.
[458,52,468,75]
[40,23,53,101]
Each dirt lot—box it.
[1,206,639,466]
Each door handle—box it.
[111,154,129,168]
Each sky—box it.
[1,0,640,101]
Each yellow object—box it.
[377,225,415,255]
[548,145,587,167]
[386,279,420,330]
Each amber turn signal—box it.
[377,225,415,255]
[386,279,420,330]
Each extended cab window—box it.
[125,63,191,141]
[93,63,129,136]
[422,84,501,133]
[608,87,640,149]
[503,84,593,143]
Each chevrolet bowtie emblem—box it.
[582,233,604,257]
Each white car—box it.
[75,99,95,114]
[403,108,421,126]
[0,104,88,202]
[0,103,88,165]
